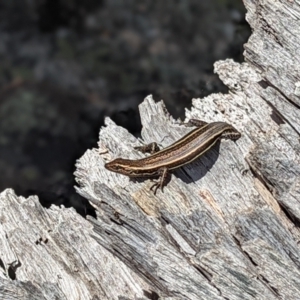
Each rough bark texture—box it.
[1,0,300,299]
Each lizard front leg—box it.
[150,167,169,195]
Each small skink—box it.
[105,119,241,194]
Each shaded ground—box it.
[0,0,250,214]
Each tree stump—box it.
[1,0,300,299]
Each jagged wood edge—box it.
[0,0,300,299]
[75,0,300,298]
[0,189,152,300]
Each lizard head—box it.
[105,158,135,176]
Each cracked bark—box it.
[1,0,300,299]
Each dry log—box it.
[1,0,300,299]
[0,189,152,299]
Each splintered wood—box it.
[1,0,300,299]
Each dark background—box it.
[0,0,250,214]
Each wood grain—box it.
[1,0,300,299]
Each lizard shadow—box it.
[173,141,221,185]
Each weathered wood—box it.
[1,0,300,299]
[0,189,152,299]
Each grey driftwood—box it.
[1,0,300,299]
